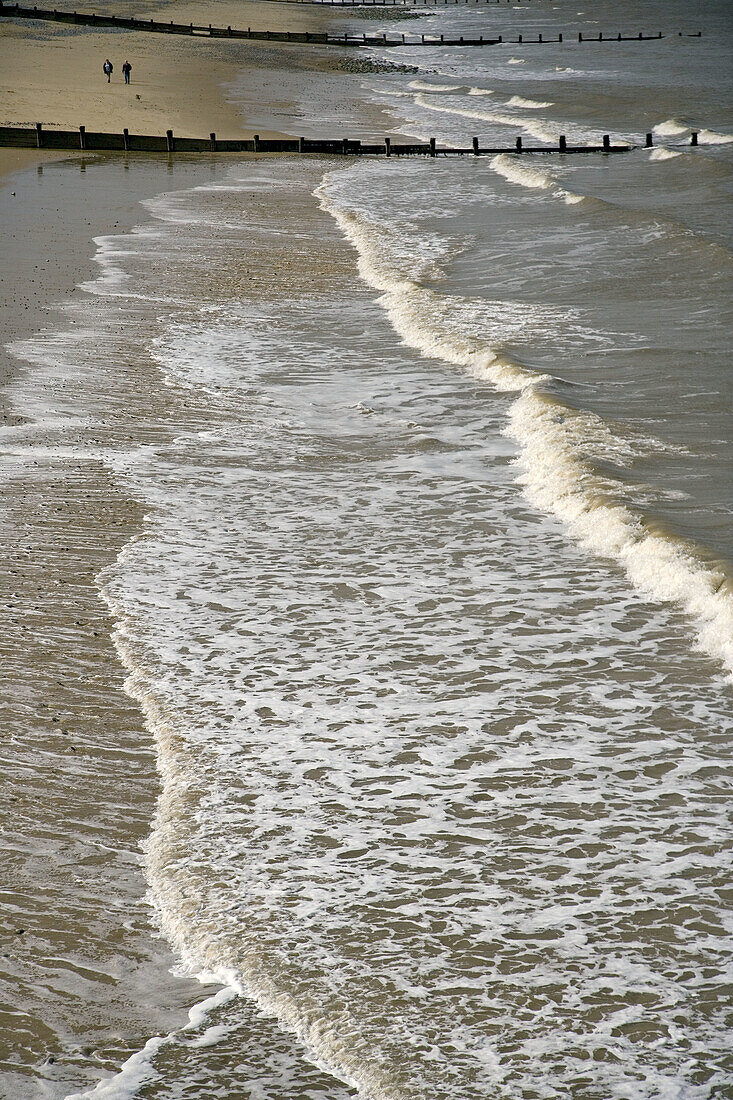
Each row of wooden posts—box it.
[0,123,706,157]
[0,5,702,49]
[258,0,536,6]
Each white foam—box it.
[507,57,526,64]
[697,128,733,145]
[63,983,236,1100]
[408,79,461,93]
[654,119,689,138]
[317,168,733,677]
[411,93,562,145]
[649,147,683,161]
[507,96,554,109]
[468,86,493,96]
[490,153,585,205]
[653,120,733,146]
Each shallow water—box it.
[2,1,732,1097]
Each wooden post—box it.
[210,131,216,152]
[298,136,305,153]
[166,128,174,152]
[385,137,391,157]
[429,137,436,157]
[518,33,522,42]
[602,134,610,151]
[645,132,653,147]
[691,131,698,146]
[578,31,582,41]
[123,127,129,151]
[36,122,43,148]
[559,134,567,152]
[342,138,349,155]
[538,32,542,42]
[559,32,562,42]
[228,25,231,35]
[515,135,522,152]
[79,125,86,150]
[472,136,479,155]
[254,133,260,152]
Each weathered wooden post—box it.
[515,135,522,152]
[430,137,436,157]
[559,32,562,42]
[342,138,349,154]
[645,132,653,147]
[385,137,391,157]
[254,133,260,152]
[602,134,610,151]
[559,134,567,152]
[166,129,175,152]
[472,136,479,155]
[298,136,305,153]
[538,32,542,42]
[227,25,231,35]
[518,33,522,42]
[123,127,129,151]
[578,31,582,41]
[79,125,86,150]
[210,131,216,152]
[35,122,44,148]
[691,131,698,146]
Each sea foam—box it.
[317,168,733,676]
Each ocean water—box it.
[3,1,733,1098]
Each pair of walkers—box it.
[103,59,132,84]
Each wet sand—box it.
[0,0,406,1092]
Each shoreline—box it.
[0,1,406,1092]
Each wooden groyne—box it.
[0,124,642,156]
[0,4,702,48]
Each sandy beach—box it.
[4,2,729,1098]
[0,4,395,1094]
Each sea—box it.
[3,0,732,1097]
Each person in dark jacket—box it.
[122,60,132,85]
[103,59,113,82]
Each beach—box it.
[1,1,731,1098]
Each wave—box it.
[697,128,733,145]
[654,119,733,145]
[490,153,585,204]
[468,86,493,96]
[316,170,733,677]
[507,57,526,64]
[649,147,683,161]
[408,79,462,92]
[507,96,554,109]
[654,119,689,137]
[411,93,564,145]
[64,985,237,1100]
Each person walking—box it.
[122,60,132,85]
[103,58,113,82]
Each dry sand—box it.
[0,0,367,139]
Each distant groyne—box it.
[0,4,701,49]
